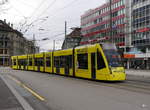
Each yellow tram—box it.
[11,43,126,81]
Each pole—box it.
[53,40,55,51]
[33,34,35,54]
[109,0,113,43]
[65,21,67,48]
[65,21,67,38]
[3,36,5,66]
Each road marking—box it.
[0,75,34,110]
[8,75,45,101]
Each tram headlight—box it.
[111,67,125,73]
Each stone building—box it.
[0,19,39,66]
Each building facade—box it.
[80,0,150,69]
[131,0,150,51]
[0,20,39,66]
[62,28,81,49]
[80,0,130,50]
[124,0,150,69]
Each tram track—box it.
[100,79,150,95]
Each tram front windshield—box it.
[102,43,122,67]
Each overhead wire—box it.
[27,0,78,29]
[32,0,80,36]
[18,0,80,42]
[17,0,47,31]
[8,2,27,18]
[40,0,79,26]
[27,0,47,19]
[22,0,57,34]
[37,0,56,17]
[14,0,35,9]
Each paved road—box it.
[126,69,150,77]
[1,67,150,110]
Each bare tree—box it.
[0,0,8,5]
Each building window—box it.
[4,49,7,54]
[0,49,3,54]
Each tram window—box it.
[19,60,22,66]
[59,55,72,68]
[12,59,17,65]
[39,58,44,66]
[65,55,72,68]
[60,56,65,67]
[23,59,27,66]
[19,60,24,66]
[77,53,88,69]
[29,58,32,66]
[68,55,72,68]
[13,59,16,65]
[34,59,38,66]
[97,51,106,69]
[35,58,44,66]
[21,60,27,66]
[46,57,51,67]
[18,60,21,66]
[54,56,60,67]
[13,61,16,65]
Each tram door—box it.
[23,64,25,70]
[56,67,60,74]
[23,60,26,70]
[38,65,40,71]
[19,60,21,69]
[65,56,69,76]
[65,65,69,75]
[19,64,21,69]
[91,53,96,79]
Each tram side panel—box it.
[74,47,92,79]
[95,44,111,81]
[11,56,18,69]
[74,44,111,80]
[17,55,28,70]
[53,49,73,76]
[27,54,34,71]
[53,52,61,75]
[99,43,126,81]
[34,53,44,72]
[44,52,53,73]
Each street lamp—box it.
[41,38,49,41]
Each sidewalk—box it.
[0,69,34,110]
[126,69,150,77]
[0,75,24,110]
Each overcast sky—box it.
[0,0,106,51]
